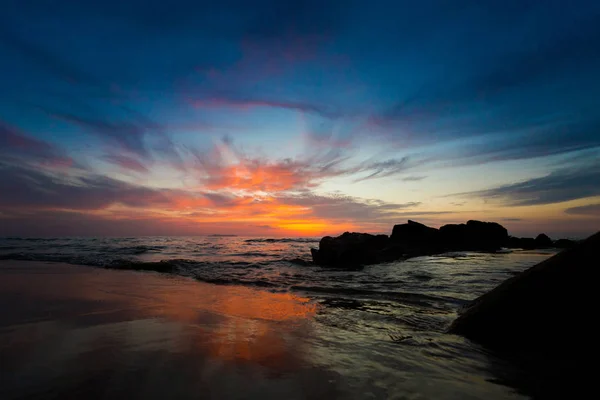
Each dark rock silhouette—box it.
[449,232,596,398]
[507,234,575,250]
[449,231,599,354]
[554,238,576,248]
[311,232,389,267]
[439,220,508,251]
[390,220,440,246]
[312,220,508,267]
[310,219,579,266]
[507,236,536,250]
[534,233,553,248]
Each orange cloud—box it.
[1,132,425,236]
[203,163,316,192]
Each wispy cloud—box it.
[459,161,600,206]
[193,97,339,118]
[45,107,186,172]
[402,176,427,182]
[0,164,174,211]
[564,203,600,217]
[366,2,600,165]
[102,154,149,174]
[188,137,424,192]
[0,122,73,168]
[0,23,100,86]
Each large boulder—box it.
[311,232,389,267]
[449,231,599,355]
[440,220,508,251]
[534,233,553,248]
[390,220,440,249]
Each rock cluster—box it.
[310,220,576,267]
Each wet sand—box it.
[0,260,529,400]
[0,261,338,400]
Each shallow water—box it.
[0,237,557,398]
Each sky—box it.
[1,0,599,238]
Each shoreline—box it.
[0,260,339,400]
[0,260,318,327]
[0,258,535,399]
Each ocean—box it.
[0,236,557,398]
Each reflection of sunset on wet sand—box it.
[0,261,336,399]
[0,259,540,399]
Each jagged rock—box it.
[449,231,599,356]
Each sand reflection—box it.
[0,261,339,400]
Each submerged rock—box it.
[448,231,599,356]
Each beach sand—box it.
[0,261,340,400]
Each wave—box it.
[244,238,319,243]
[1,237,65,242]
[117,245,166,255]
[289,285,465,308]
[0,253,191,270]
[230,252,273,257]
[193,277,279,288]
[283,258,313,266]
[207,234,238,237]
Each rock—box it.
[389,220,442,257]
[440,220,508,251]
[310,248,322,264]
[554,238,576,248]
[390,220,440,248]
[375,245,406,263]
[311,220,579,267]
[448,231,599,357]
[287,258,312,266]
[534,233,553,248]
[508,234,574,250]
[507,236,536,249]
[311,219,511,266]
[311,232,389,267]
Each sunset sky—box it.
[1,0,599,238]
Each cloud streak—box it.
[189,137,424,193]
[460,161,600,206]
[0,122,73,168]
[564,203,600,217]
[193,97,339,118]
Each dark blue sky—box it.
[1,0,599,237]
